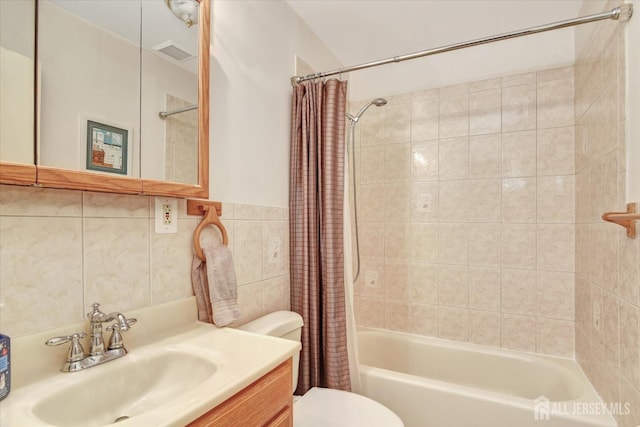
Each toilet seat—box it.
[293,387,404,427]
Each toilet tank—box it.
[238,311,303,392]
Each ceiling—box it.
[287,0,586,100]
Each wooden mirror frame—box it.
[0,0,210,199]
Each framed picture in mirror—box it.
[86,120,129,175]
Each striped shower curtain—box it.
[289,78,350,394]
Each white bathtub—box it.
[357,328,616,427]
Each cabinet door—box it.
[188,359,293,427]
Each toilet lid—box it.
[294,387,404,427]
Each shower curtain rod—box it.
[291,4,633,85]
[158,104,198,119]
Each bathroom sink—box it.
[0,298,300,427]
[31,350,217,427]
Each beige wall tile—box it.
[384,143,410,182]
[411,303,438,336]
[469,267,501,312]
[469,310,501,347]
[537,66,574,83]
[619,230,640,306]
[502,72,536,88]
[438,137,469,180]
[411,181,438,222]
[537,271,575,321]
[385,300,410,332]
[151,218,198,305]
[537,78,575,129]
[409,263,438,304]
[502,313,536,352]
[469,223,501,267]
[502,84,536,132]
[261,206,285,221]
[502,268,537,316]
[502,224,537,269]
[502,130,537,177]
[0,185,81,217]
[384,103,411,143]
[356,257,385,298]
[411,98,439,141]
[411,223,438,263]
[385,261,410,300]
[618,377,640,427]
[360,222,385,258]
[603,291,620,365]
[537,224,575,272]
[262,221,286,279]
[438,180,469,222]
[469,89,501,135]
[468,179,501,223]
[355,296,385,328]
[537,318,575,357]
[470,77,502,92]
[469,134,502,179]
[411,141,438,181]
[384,183,411,222]
[439,93,469,138]
[537,175,575,223]
[537,127,575,176]
[439,306,469,342]
[502,177,536,223]
[438,265,469,308]
[236,282,264,325]
[360,106,385,146]
[438,223,469,265]
[0,217,83,336]
[84,192,150,218]
[234,204,262,220]
[384,222,410,260]
[359,184,386,221]
[620,301,639,389]
[263,276,287,313]
[360,145,385,184]
[234,220,263,285]
[83,218,150,312]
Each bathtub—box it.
[357,328,616,427]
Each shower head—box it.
[347,97,387,123]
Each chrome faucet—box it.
[45,302,136,372]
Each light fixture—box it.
[165,0,199,28]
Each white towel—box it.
[191,244,241,327]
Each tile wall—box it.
[574,1,640,425]
[351,65,577,357]
[0,185,290,337]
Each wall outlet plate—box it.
[155,197,178,234]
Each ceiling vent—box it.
[152,41,194,62]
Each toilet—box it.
[239,311,404,427]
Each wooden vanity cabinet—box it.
[188,359,293,427]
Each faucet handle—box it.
[106,318,136,350]
[46,333,87,363]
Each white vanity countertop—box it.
[0,297,300,426]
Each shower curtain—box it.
[289,78,351,394]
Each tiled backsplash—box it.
[574,1,640,426]
[0,185,290,337]
[351,65,577,357]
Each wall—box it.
[209,0,342,206]
[625,0,640,202]
[574,1,640,426]
[0,185,289,337]
[352,65,577,357]
[164,95,198,184]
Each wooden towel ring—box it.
[189,200,228,261]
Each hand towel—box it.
[191,244,241,327]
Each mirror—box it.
[0,0,36,183]
[34,0,208,196]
